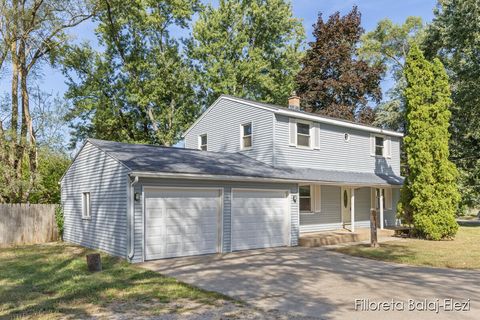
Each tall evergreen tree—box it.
[399,45,459,240]
[189,0,304,107]
[295,6,383,123]
[424,0,480,209]
[63,0,200,147]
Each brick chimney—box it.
[288,91,300,110]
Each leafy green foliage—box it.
[189,0,305,107]
[399,45,460,240]
[295,6,382,123]
[360,16,425,132]
[424,0,480,208]
[63,0,201,147]
[28,148,71,204]
[55,206,64,240]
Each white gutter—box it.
[274,109,404,137]
[129,171,398,187]
[127,176,139,260]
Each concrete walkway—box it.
[141,247,480,320]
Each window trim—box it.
[299,184,312,213]
[296,120,311,149]
[198,133,207,151]
[240,122,253,150]
[371,134,386,157]
[82,192,91,220]
[371,188,392,210]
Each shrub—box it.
[55,206,64,241]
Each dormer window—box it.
[297,122,310,147]
[199,134,207,151]
[241,123,252,149]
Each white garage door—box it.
[231,189,289,251]
[145,188,222,260]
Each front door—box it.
[341,187,351,225]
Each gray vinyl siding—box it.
[274,115,401,175]
[299,185,400,232]
[384,188,401,227]
[184,99,274,165]
[300,185,341,232]
[354,187,372,228]
[61,142,129,258]
[130,178,298,263]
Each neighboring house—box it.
[61,94,403,263]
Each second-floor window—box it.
[241,123,252,149]
[199,134,207,151]
[375,136,384,156]
[297,122,310,147]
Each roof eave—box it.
[129,171,401,187]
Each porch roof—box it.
[279,167,404,187]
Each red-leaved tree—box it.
[296,6,383,124]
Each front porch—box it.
[299,227,396,247]
[299,184,401,234]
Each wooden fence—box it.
[0,204,59,247]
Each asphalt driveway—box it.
[141,247,480,320]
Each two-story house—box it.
[60,94,403,263]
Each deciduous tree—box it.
[360,16,425,131]
[189,0,304,107]
[63,0,200,147]
[295,6,382,123]
[424,0,480,209]
[0,0,92,202]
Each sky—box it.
[0,0,437,146]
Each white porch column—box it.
[351,188,355,232]
[379,189,384,230]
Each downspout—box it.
[128,175,139,260]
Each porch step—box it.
[299,228,395,247]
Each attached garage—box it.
[231,189,290,251]
[61,139,300,263]
[144,188,222,260]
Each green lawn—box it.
[0,243,228,319]
[333,225,480,269]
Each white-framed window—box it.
[82,192,91,219]
[370,134,392,158]
[299,185,311,212]
[289,118,320,149]
[371,188,393,210]
[296,122,311,147]
[375,136,384,156]
[198,134,207,151]
[241,122,252,149]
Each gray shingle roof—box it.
[88,138,403,186]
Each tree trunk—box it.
[10,1,21,202]
[20,51,37,202]
[370,209,379,247]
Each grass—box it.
[333,225,480,269]
[0,243,228,319]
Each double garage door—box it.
[144,188,289,260]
